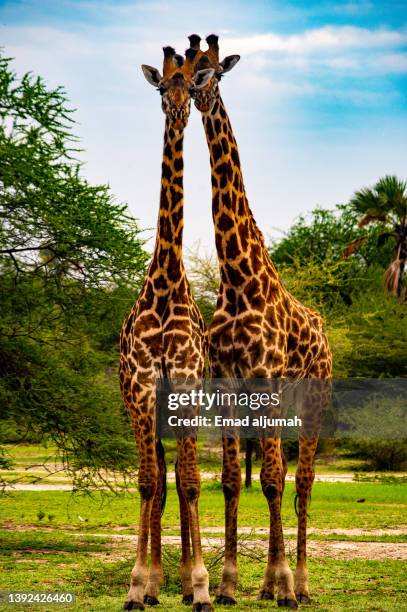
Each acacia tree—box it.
[0,55,148,489]
[345,176,407,298]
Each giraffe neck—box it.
[150,118,186,284]
[202,92,279,289]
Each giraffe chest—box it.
[121,284,206,378]
[209,304,287,378]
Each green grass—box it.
[0,530,111,554]
[2,445,406,610]
[1,534,405,611]
[0,480,406,611]
[1,480,406,532]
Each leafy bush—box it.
[345,440,407,471]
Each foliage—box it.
[347,176,407,297]
[186,245,219,324]
[268,202,406,378]
[270,205,392,269]
[0,55,148,488]
[344,440,407,471]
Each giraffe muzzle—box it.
[170,107,188,130]
[194,93,214,113]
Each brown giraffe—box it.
[187,34,332,608]
[119,46,214,611]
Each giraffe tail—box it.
[156,438,167,516]
[245,438,254,488]
[294,493,312,517]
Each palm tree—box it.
[344,175,407,298]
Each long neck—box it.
[202,93,281,290]
[150,119,185,283]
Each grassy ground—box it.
[1,531,406,611]
[1,481,406,531]
[1,444,406,610]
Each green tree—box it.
[345,176,407,298]
[0,54,148,489]
[270,205,391,268]
[267,200,406,378]
[186,246,219,324]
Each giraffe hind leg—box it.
[294,434,317,605]
[294,377,331,605]
[216,435,241,606]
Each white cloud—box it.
[374,52,407,73]
[223,26,407,56]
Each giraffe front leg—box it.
[175,456,193,604]
[125,477,157,610]
[216,436,241,606]
[144,441,165,606]
[260,438,297,609]
[124,408,158,610]
[178,437,212,612]
[294,436,318,605]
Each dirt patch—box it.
[68,532,407,561]
[306,540,407,561]
[15,559,48,564]
[2,525,406,561]
[200,526,407,536]
[4,483,74,491]
[3,523,406,538]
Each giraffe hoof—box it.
[215,595,237,606]
[192,604,213,612]
[144,595,159,606]
[277,598,298,609]
[258,590,274,600]
[123,602,145,611]
[296,594,311,605]
[182,594,193,605]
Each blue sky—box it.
[1,0,407,251]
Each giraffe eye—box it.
[158,86,165,96]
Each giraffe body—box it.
[188,34,332,608]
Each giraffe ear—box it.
[141,64,162,87]
[219,55,240,75]
[192,68,215,90]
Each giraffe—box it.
[186,34,332,608]
[119,45,214,611]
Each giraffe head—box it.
[142,46,214,131]
[186,34,240,113]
